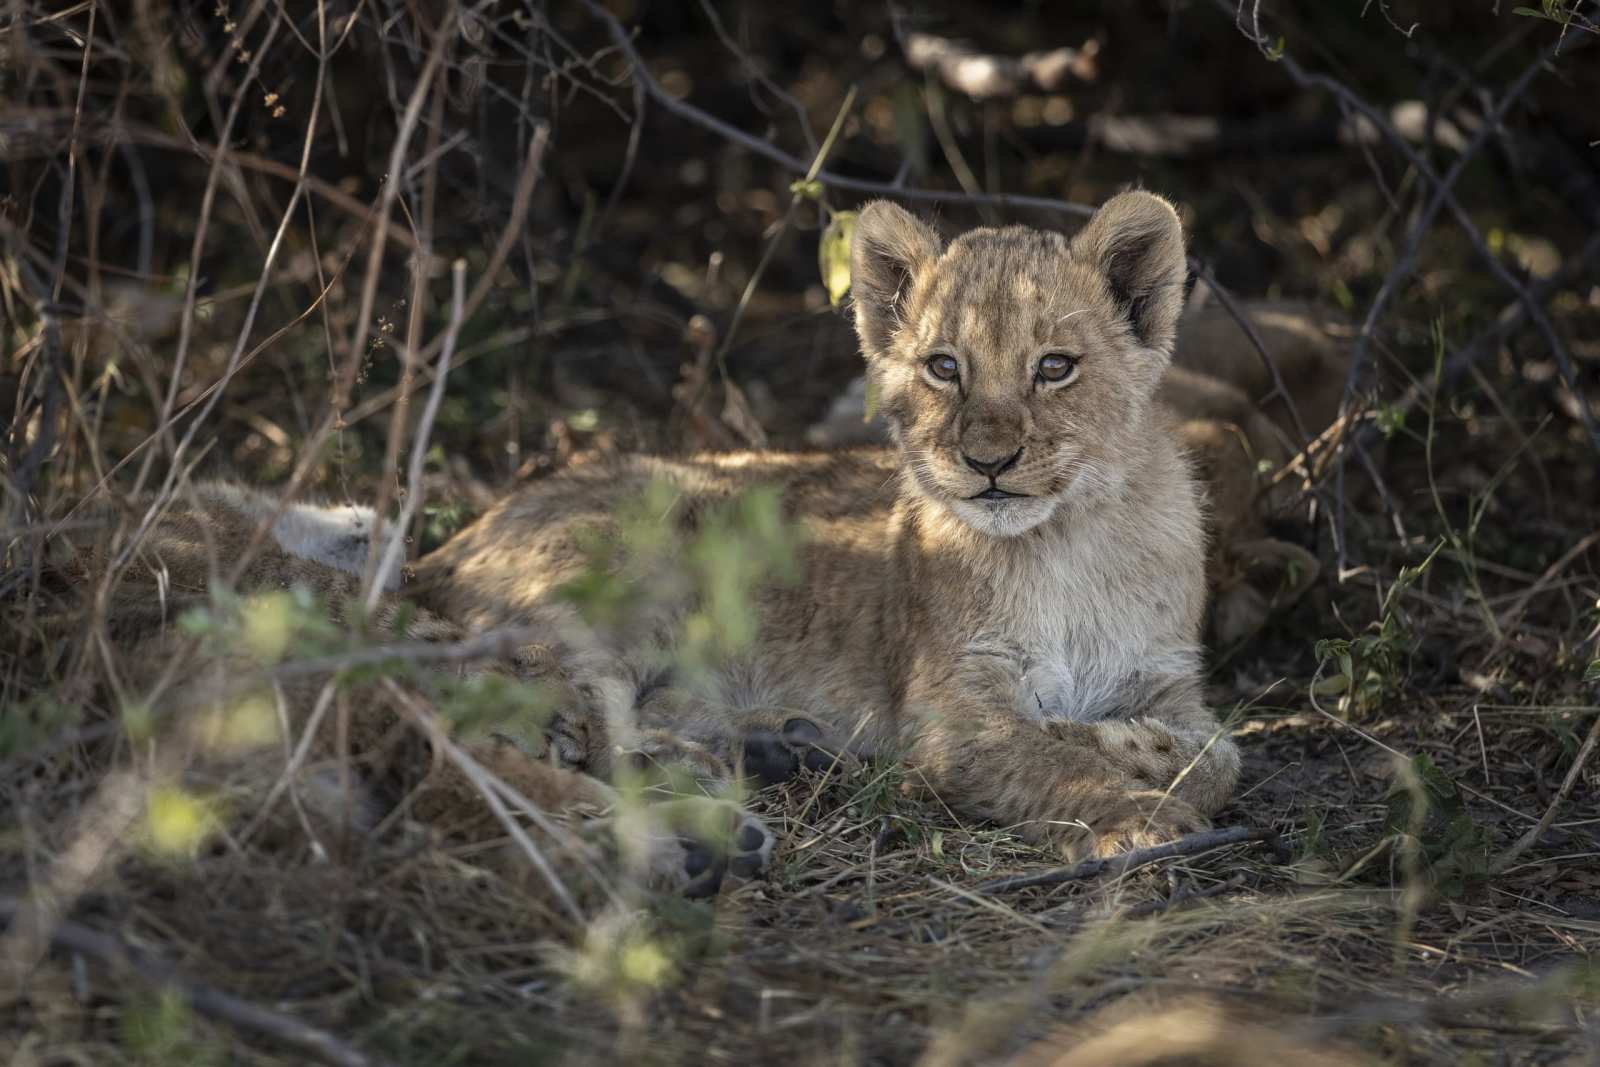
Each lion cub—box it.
[49,481,772,899]
[418,191,1238,860]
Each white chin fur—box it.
[945,496,1057,537]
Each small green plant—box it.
[1312,540,1442,715]
[0,692,78,759]
[1512,0,1593,30]
[558,477,804,682]
[1374,403,1407,439]
[431,669,555,745]
[178,586,340,665]
[122,988,220,1066]
[1383,754,1491,898]
[423,498,469,552]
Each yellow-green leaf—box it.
[818,210,858,307]
[241,592,296,662]
[619,939,673,987]
[196,694,280,752]
[143,787,220,857]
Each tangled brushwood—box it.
[3,2,1599,1064]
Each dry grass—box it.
[4,1,1599,1064]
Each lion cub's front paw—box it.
[739,716,858,786]
[1060,790,1210,863]
[634,797,776,899]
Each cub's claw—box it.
[1059,790,1211,863]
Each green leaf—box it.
[1583,660,1600,683]
[817,210,857,307]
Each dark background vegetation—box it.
[3,1,1599,1064]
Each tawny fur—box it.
[805,278,1351,647]
[52,482,771,903]
[414,192,1245,860]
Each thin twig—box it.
[364,255,469,612]
[269,626,540,678]
[380,681,590,923]
[1213,0,1599,455]
[1188,258,1313,450]
[1343,37,1568,439]
[1482,530,1600,664]
[711,85,858,375]
[0,899,394,1067]
[577,0,1093,218]
[1357,227,1600,448]
[1493,710,1600,874]
[977,826,1277,894]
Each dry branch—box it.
[576,0,1093,218]
[977,826,1278,894]
[1343,36,1574,435]
[0,899,394,1067]
[1211,0,1600,455]
[1493,708,1600,874]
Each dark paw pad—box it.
[742,730,800,786]
[670,809,775,898]
[738,822,768,852]
[681,845,726,899]
[742,718,848,785]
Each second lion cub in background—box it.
[417,191,1240,860]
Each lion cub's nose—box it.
[962,448,1023,480]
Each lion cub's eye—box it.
[925,354,960,382]
[1037,353,1080,384]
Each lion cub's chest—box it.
[966,529,1168,724]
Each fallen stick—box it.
[0,899,393,1067]
[1493,709,1600,875]
[977,825,1278,894]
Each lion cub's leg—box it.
[906,674,1240,862]
[460,652,787,885]
[62,481,772,897]
[630,685,860,789]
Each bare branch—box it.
[0,899,395,1067]
[1211,0,1599,456]
[1493,708,1600,874]
[575,0,1093,218]
[977,826,1279,894]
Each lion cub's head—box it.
[850,192,1187,537]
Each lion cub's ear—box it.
[850,201,943,358]
[1069,191,1187,354]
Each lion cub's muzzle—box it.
[960,446,1028,500]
